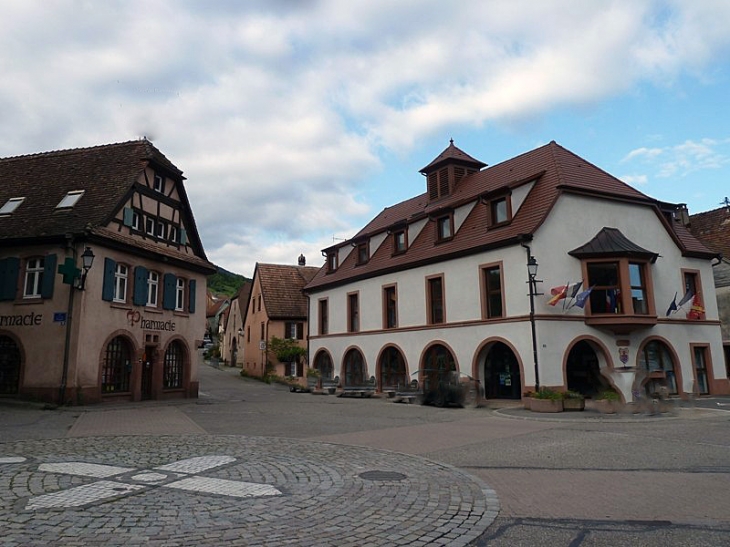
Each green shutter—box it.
[180,228,188,246]
[102,257,116,302]
[0,257,19,301]
[123,207,134,227]
[133,266,148,306]
[188,279,196,313]
[162,273,176,310]
[41,253,57,298]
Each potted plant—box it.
[562,390,585,411]
[594,389,621,414]
[529,388,564,413]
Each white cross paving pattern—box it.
[1,455,282,510]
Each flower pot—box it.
[595,399,617,414]
[562,398,585,411]
[529,398,563,413]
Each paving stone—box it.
[0,435,497,546]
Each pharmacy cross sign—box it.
[0,455,282,510]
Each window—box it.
[629,263,647,314]
[260,322,265,340]
[146,217,155,236]
[489,197,509,225]
[102,336,131,393]
[683,271,705,320]
[258,295,261,312]
[147,271,159,307]
[154,174,165,193]
[692,345,710,395]
[319,299,328,335]
[131,211,140,230]
[247,326,250,342]
[0,197,24,215]
[163,341,184,389]
[482,265,503,319]
[327,251,338,273]
[356,242,369,265]
[436,215,453,241]
[427,275,445,324]
[348,292,359,332]
[156,221,166,239]
[23,257,44,299]
[383,285,397,329]
[639,340,678,395]
[586,260,652,316]
[285,321,304,340]
[175,278,185,311]
[114,264,128,303]
[393,230,407,254]
[169,225,178,243]
[56,190,84,209]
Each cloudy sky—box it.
[2,1,729,277]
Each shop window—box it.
[164,341,184,389]
[102,336,132,394]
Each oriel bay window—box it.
[586,260,652,316]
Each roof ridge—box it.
[0,139,152,163]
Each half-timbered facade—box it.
[0,140,215,404]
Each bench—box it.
[338,376,377,398]
[394,379,420,404]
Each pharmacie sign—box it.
[127,310,176,332]
[0,311,42,327]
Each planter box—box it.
[529,398,563,413]
[594,399,617,414]
[562,398,585,411]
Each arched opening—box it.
[638,340,678,396]
[163,340,185,390]
[343,348,366,386]
[101,336,133,394]
[313,350,334,380]
[0,335,21,395]
[379,346,407,390]
[566,340,608,398]
[482,342,521,399]
[230,338,238,368]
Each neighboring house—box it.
[0,140,215,404]
[219,280,252,367]
[304,140,728,402]
[687,203,730,371]
[242,261,319,379]
[205,294,229,341]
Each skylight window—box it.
[0,197,25,215]
[56,190,85,209]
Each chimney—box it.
[298,254,306,266]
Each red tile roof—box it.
[306,141,714,291]
[688,206,730,259]
[256,263,320,319]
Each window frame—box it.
[327,251,338,273]
[56,190,85,209]
[426,274,445,325]
[145,217,155,237]
[0,197,25,215]
[487,195,511,226]
[383,284,398,329]
[347,291,360,333]
[356,242,369,266]
[393,229,407,254]
[174,277,185,311]
[318,298,329,335]
[23,257,44,299]
[583,258,655,317]
[285,321,304,340]
[690,344,712,395]
[480,262,504,319]
[146,270,159,308]
[435,214,454,242]
[682,269,705,320]
[113,263,129,303]
[153,174,165,193]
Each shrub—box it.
[563,390,584,400]
[596,389,620,401]
[531,388,562,400]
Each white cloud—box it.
[620,174,648,186]
[1,1,730,274]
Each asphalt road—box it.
[2,362,730,546]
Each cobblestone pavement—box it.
[0,435,498,547]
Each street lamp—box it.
[75,247,95,290]
[527,255,540,391]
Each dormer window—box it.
[56,190,84,209]
[356,242,369,265]
[393,230,407,254]
[0,197,25,215]
[154,174,165,193]
[436,214,453,242]
[490,197,509,225]
[326,251,338,273]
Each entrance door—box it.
[484,342,521,399]
[141,347,154,400]
[566,341,605,397]
[0,336,21,395]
